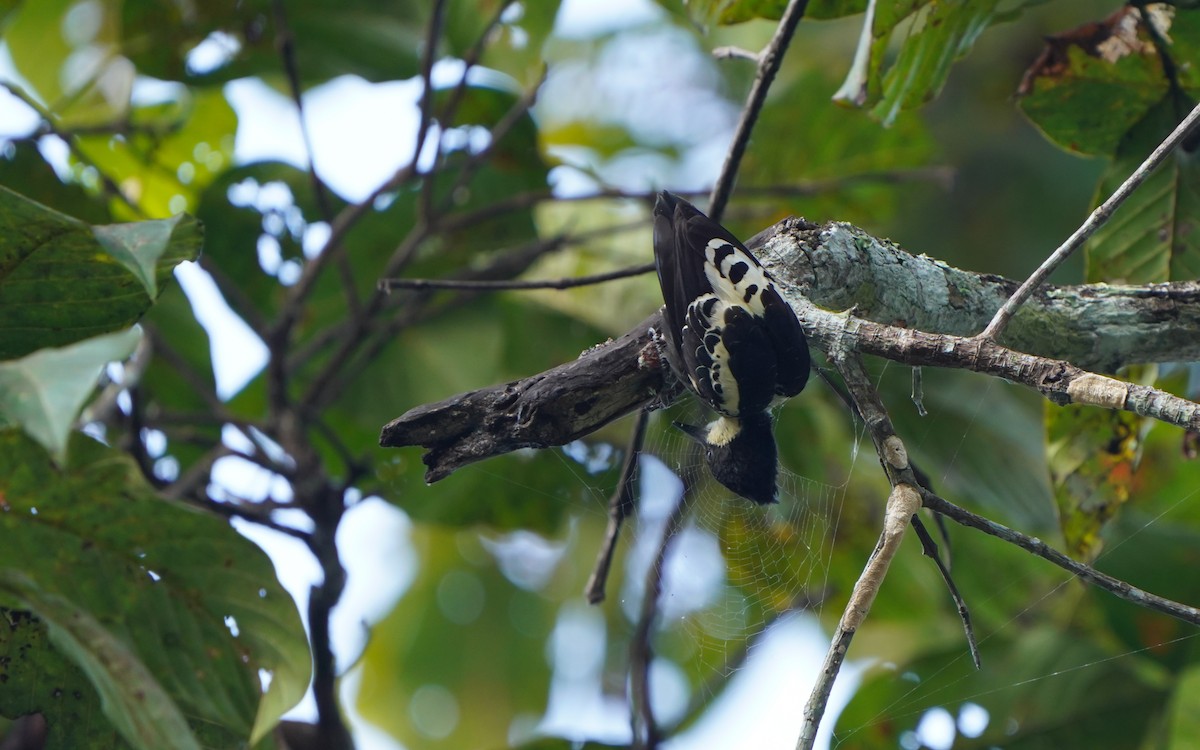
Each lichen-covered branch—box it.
[756,220,1200,371]
[380,219,1200,480]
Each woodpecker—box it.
[652,191,810,505]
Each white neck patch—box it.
[706,416,741,446]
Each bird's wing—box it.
[760,286,810,398]
[684,298,776,417]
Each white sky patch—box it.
[173,261,269,399]
[225,78,309,168]
[303,75,424,203]
[226,74,426,204]
[187,30,242,76]
[555,0,664,38]
[668,614,864,750]
[0,44,39,138]
[333,498,417,662]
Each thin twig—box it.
[980,99,1200,341]
[434,68,547,217]
[909,516,980,668]
[271,0,359,317]
[0,81,144,217]
[920,490,1200,627]
[271,0,448,343]
[797,484,920,750]
[379,261,655,293]
[813,362,977,663]
[630,483,691,750]
[189,495,313,542]
[271,0,333,223]
[707,0,811,222]
[585,408,649,604]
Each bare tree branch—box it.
[708,0,811,221]
[379,261,655,292]
[920,491,1200,626]
[271,0,360,320]
[380,313,669,481]
[798,484,920,750]
[585,407,649,604]
[630,477,692,750]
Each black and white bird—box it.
[652,191,810,505]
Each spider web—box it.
[603,363,1200,749]
[619,394,867,702]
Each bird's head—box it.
[676,414,778,505]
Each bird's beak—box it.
[673,421,707,444]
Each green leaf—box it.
[1018,6,1196,156]
[1046,398,1142,562]
[869,0,1004,126]
[0,572,201,750]
[738,69,936,229]
[0,142,111,224]
[75,88,238,219]
[183,3,426,87]
[0,327,140,462]
[447,1,561,86]
[0,186,201,359]
[1164,664,1200,747]
[1085,96,1200,284]
[0,607,129,749]
[887,367,1056,531]
[685,0,864,25]
[4,0,131,129]
[0,430,311,745]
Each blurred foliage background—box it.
[2,0,1200,749]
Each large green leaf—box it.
[0,142,111,224]
[0,186,201,359]
[0,573,201,750]
[1019,6,1200,157]
[74,89,238,219]
[0,327,140,461]
[0,430,311,745]
[0,607,129,749]
[165,1,426,87]
[738,70,935,229]
[867,0,1009,126]
[684,0,864,25]
[1045,399,1142,562]
[1085,96,1200,284]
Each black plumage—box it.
[652,191,810,504]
